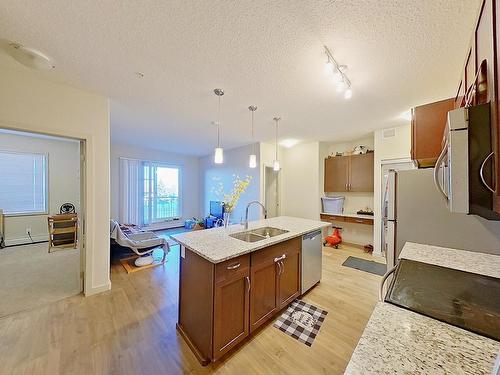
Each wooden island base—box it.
[178,237,302,365]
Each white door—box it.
[265,166,280,218]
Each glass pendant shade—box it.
[214,147,224,164]
[273,159,280,171]
[249,154,257,168]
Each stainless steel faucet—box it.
[244,201,267,230]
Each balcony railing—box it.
[144,195,180,221]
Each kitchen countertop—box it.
[320,212,374,220]
[345,242,500,374]
[171,216,330,263]
[400,242,500,278]
[344,302,500,375]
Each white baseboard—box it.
[4,234,48,247]
[84,281,111,296]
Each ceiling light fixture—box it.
[213,88,224,164]
[280,138,299,148]
[324,45,352,100]
[273,117,281,171]
[7,43,55,70]
[248,105,258,168]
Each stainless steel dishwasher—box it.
[301,229,322,294]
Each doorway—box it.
[265,166,280,218]
[0,128,85,317]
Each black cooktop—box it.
[385,259,500,341]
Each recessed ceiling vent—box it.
[383,128,396,138]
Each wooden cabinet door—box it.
[277,244,301,310]
[349,153,374,192]
[213,269,250,360]
[411,98,455,167]
[249,258,279,333]
[495,0,500,213]
[475,0,495,104]
[324,156,349,192]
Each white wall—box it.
[319,136,375,246]
[0,66,110,296]
[373,125,412,255]
[281,142,320,220]
[0,132,80,245]
[200,144,261,223]
[110,143,200,228]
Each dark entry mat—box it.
[342,256,387,276]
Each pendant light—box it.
[273,117,281,171]
[213,88,224,164]
[248,105,257,168]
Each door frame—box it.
[0,120,95,295]
[263,165,281,218]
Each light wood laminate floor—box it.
[0,244,384,375]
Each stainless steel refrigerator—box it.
[383,168,500,269]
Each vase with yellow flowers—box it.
[212,175,252,227]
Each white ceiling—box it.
[0,0,481,156]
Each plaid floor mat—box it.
[273,300,328,346]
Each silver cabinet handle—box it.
[479,151,496,193]
[280,260,285,275]
[274,254,286,263]
[433,140,449,201]
[379,264,398,301]
[345,183,348,190]
[276,261,282,275]
[355,219,364,223]
[246,276,250,293]
[226,262,241,270]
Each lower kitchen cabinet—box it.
[178,237,302,365]
[213,265,250,360]
[277,239,301,310]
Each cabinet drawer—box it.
[215,254,250,283]
[320,214,345,222]
[251,242,285,266]
[345,217,373,225]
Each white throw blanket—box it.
[110,220,169,255]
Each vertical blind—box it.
[0,151,47,214]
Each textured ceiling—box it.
[0,0,481,156]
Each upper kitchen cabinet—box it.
[324,156,349,192]
[349,153,374,192]
[324,153,374,192]
[411,98,455,168]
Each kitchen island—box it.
[171,216,330,365]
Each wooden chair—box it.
[48,214,78,252]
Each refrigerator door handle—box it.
[433,140,449,201]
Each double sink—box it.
[229,226,289,243]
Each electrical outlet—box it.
[26,228,31,235]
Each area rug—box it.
[342,256,387,276]
[274,300,328,347]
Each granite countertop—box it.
[344,302,500,375]
[400,242,500,278]
[345,242,500,374]
[171,216,330,263]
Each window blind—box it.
[0,151,47,215]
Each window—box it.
[143,162,181,224]
[0,151,48,215]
